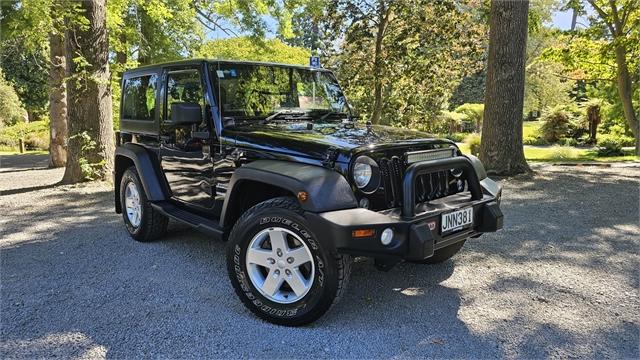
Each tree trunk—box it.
[480,0,530,175]
[137,6,153,65]
[613,44,639,155]
[370,1,388,125]
[48,31,67,168]
[62,0,114,184]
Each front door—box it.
[159,67,215,210]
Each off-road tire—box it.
[410,240,466,264]
[227,197,351,326]
[120,167,168,242]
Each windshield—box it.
[211,63,349,119]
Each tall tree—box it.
[586,0,639,155]
[325,0,485,126]
[48,0,67,167]
[1,0,69,166]
[480,0,530,175]
[62,0,114,183]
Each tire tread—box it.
[227,196,351,325]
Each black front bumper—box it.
[305,157,503,261]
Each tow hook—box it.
[374,258,400,272]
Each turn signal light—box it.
[297,191,309,202]
[352,229,375,238]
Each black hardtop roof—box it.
[123,58,326,76]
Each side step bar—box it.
[150,201,224,240]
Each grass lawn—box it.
[457,143,638,162]
[523,121,542,139]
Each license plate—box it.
[441,207,473,234]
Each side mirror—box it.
[170,102,202,126]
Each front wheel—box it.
[227,197,351,326]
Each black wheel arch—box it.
[220,160,357,229]
[114,143,167,213]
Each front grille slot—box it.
[378,154,465,209]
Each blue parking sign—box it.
[309,56,321,68]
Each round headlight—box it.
[352,156,380,192]
[353,162,372,188]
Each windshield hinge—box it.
[322,147,339,168]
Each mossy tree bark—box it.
[480,0,530,175]
[48,31,67,168]
[62,0,114,184]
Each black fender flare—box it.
[220,160,358,228]
[114,143,166,213]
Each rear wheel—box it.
[120,167,168,242]
[410,240,466,264]
[227,197,351,326]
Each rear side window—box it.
[166,70,204,120]
[122,75,157,120]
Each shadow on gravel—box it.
[0,185,496,358]
[460,166,639,358]
[1,183,61,196]
[1,166,638,358]
[0,154,49,172]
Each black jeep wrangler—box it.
[114,59,503,326]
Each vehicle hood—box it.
[228,121,454,162]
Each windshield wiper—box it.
[263,109,309,123]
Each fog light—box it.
[380,228,394,245]
[359,197,370,209]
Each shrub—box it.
[522,121,547,145]
[540,108,571,143]
[597,134,625,156]
[0,69,26,126]
[549,145,578,160]
[454,103,484,131]
[0,119,49,151]
[523,136,548,145]
[464,133,481,156]
[441,133,466,142]
[24,131,49,150]
[436,111,468,134]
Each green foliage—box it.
[196,37,310,64]
[540,107,571,143]
[454,103,484,130]
[108,0,203,67]
[597,134,626,156]
[325,0,486,126]
[69,131,106,181]
[548,145,579,160]
[464,133,481,157]
[0,69,26,126]
[440,133,467,142]
[524,60,574,114]
[0,119,49,150]
[540,105,589,143]
[0,43,49,121]
[522,121,548,145]
[449,71,485,109]
[195,0,312,39]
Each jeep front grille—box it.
[378,151,465,208]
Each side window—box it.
[122,75,157,120]
[166,70,204,121]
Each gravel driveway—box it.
[1,155,639,359]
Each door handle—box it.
[193,131,210,140]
